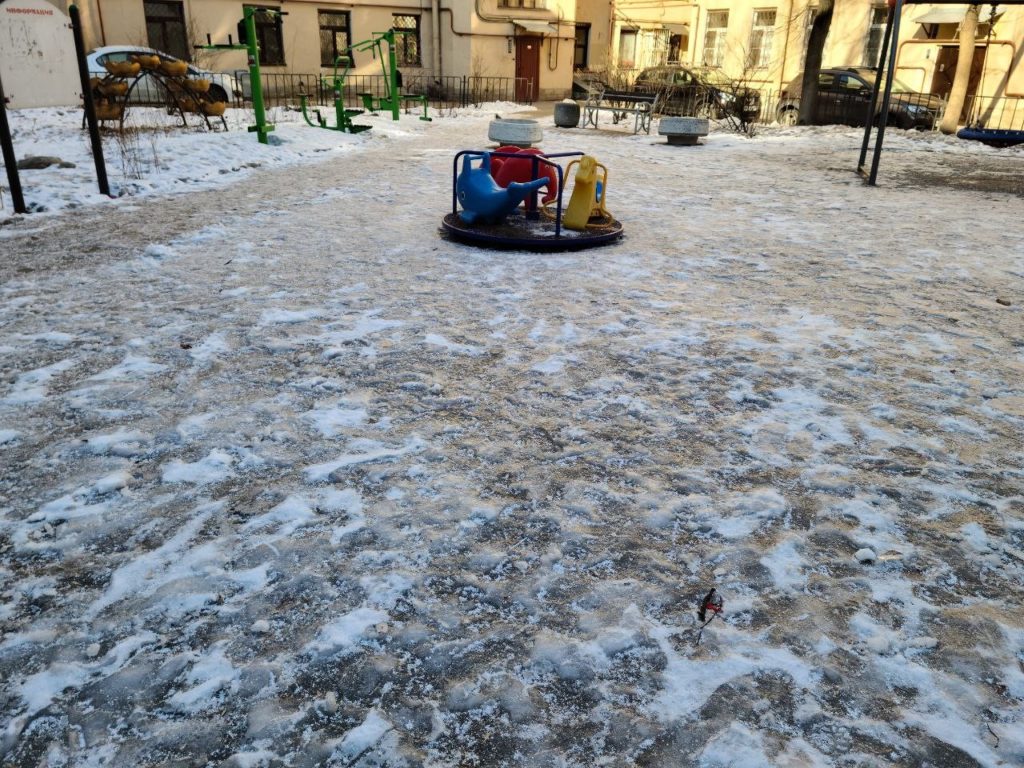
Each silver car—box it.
[87,45,241,104]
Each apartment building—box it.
[576,0,1023,122]
[32,0,1024,117]
[56,0,579,100]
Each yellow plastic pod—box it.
[103,60,140,77]
[160,59,189,78]
[562,155,610,232]
[201,101,227,116]
[132,54,161,70]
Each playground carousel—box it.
[441,148,624,252]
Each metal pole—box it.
[857,3,896,173]
[70,4,111,197]
[868,0,903,186]
[0,69,27,214]
[245,8,270,144]
[387,30,400,120]
[430,0,442,82]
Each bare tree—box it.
[938,4,981,134]
[798,0,834,125]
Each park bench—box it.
[581,88,658,134]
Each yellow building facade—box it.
[575,0,1023,126]
[38,0,1024,122]
[54,0,580,101]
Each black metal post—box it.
[857,3,897,174]
[0,69,27,215]
[868,0,903,186]
[69,4,111,197]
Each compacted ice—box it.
[1,109,1023,766]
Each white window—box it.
[801,6,817,67]
[619,28,637,68]
[864,6,888,67]
[747,9,777,69]
[703,10,729,67]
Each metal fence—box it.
[576,68,958,130]
[230,71,530,112]
[964,94,1024,131]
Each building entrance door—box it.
[515,36,540,102]
[931,45,985,121]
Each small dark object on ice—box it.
[696,588,723,644]
[698,588,723,622]
[996,297,1011,306]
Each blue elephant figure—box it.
[456,152,548,226]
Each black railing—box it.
[964,94,1024,131]
[231,71,529,111]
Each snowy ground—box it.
[1,104,1024,767]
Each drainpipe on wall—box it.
[95,0,108,45]
[431,0,441,79]
[690,6,700,65]
[778,0,795,90]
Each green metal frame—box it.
[299,55,371,133]
[351,29,432,122]
[196,7,282,144]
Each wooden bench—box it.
[581,89,658,134]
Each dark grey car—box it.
[634,66,762,123]
[777,67,944,129]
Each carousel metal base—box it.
[441,211,623,252]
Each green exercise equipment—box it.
[299,55,371,134]
[351,29,432,122]
[197,7,285,144]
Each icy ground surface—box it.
[1,108,1024,767]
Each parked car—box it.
[87,45,242,104]
[633,65,762,123]
[776,67,944,129]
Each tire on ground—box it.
[488,119,544,147]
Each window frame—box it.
[702,10,729,68]
[574,22,590,70]
[244,5,286,66]
[801,6,818,67]
[318,9,352,69]
[747,8,776,70]
[863,6,888,68]
[392,13,422,68]
[144,0,189,61]
[618,28,638,69]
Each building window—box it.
[319,10,351,68]
[801,6,817,66]
[499,0,544,8]
[747,9,776,69]
[144,0,189,61]
[864,6,888,67]
[618,29,637,68]
[243,6,285,66]
[392,14,421,67]
[703,10,729,67]
[574,23,590,69]
[668,33,684,63]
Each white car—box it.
[87,45,242,104]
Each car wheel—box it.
[208,84,228,103]
[875,112,910,130]
[894,113,915,130]
[778,108,799,126]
